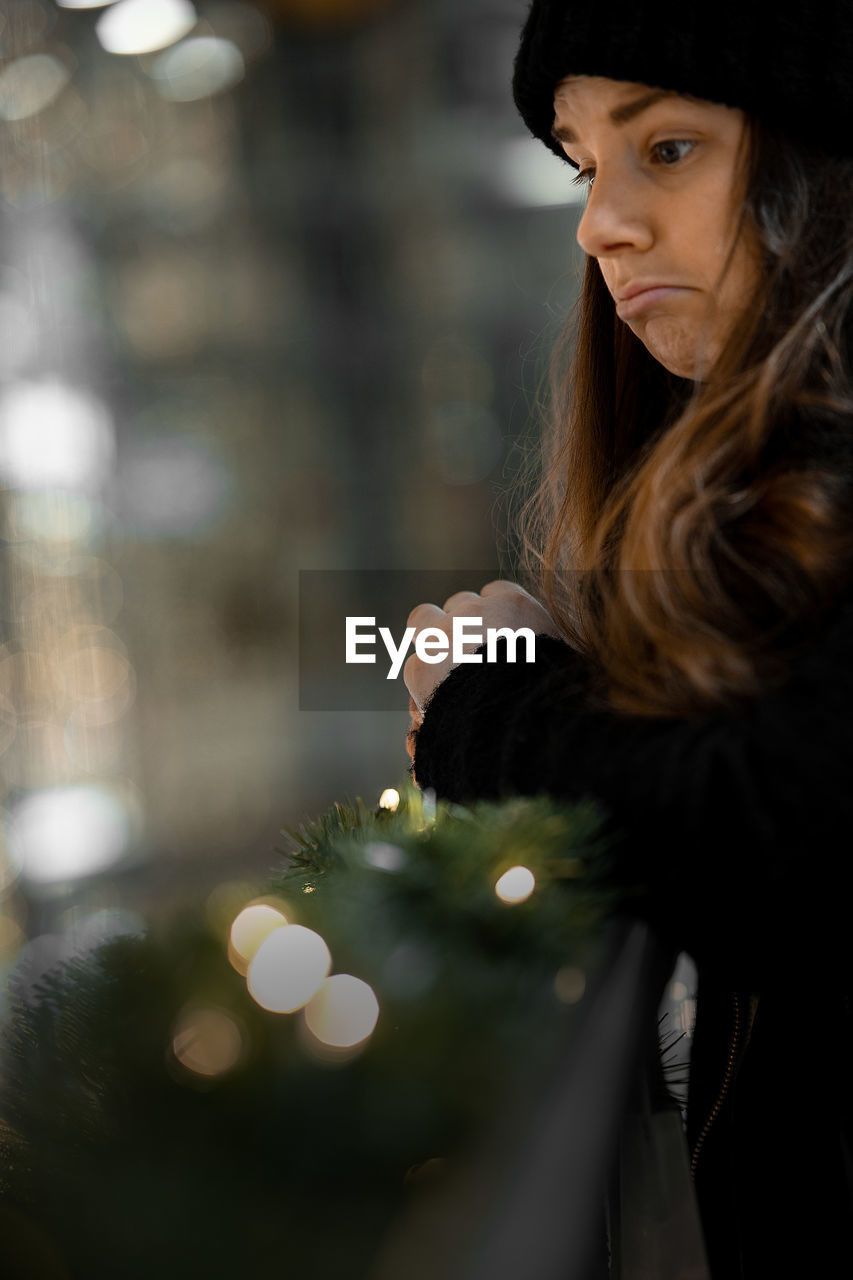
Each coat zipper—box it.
[689,991,761,1178]
[689,991,742,1179]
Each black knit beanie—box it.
[512,1,853,163]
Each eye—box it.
[569,138,697,190]
[651,139,696,166]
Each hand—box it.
[403,579,560,716]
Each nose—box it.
[575,169,654,260]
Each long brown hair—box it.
[519,116,853,718]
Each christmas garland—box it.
[0,783,637,1279]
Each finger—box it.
[480,579,527,597]
[442,589,483,613]
[480,579,554,620]
[406,602,446,630]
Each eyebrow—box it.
[550,88,681,146]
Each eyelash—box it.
[571,139,697,187]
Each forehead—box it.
[551,76,728,145]
[553,75,688,114]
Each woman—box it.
[403,1,853,1275]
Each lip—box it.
[615,284,687,319]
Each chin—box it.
[651,350,704,379]
[634,319,718,381]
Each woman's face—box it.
[552,76,761,380]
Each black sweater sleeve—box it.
[412,594,853,983]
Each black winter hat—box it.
[512,1,853,164]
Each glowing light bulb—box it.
[494,865,536,904]
[303,974,379,1048]
[247,925,331,1014]
[229,902,288,974]
[378,787,399,812]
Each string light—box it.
[303,974,379,1049]
[228,902,288,975]
[246,925,331,1014]
[377,787,399,812]
[494,865,536,904]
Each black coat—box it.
[412,589,853,1277]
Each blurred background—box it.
[0,0,589,992]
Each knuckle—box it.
[407,602,439,628]
[442,590,480,612]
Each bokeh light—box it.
[150,36,245,103]
[0,381,115,493]
[363,841,405,872]
[494,137,586,208]
[171,1006,244,1078]
[0,55,71,122]
[303,974,379,1048]
[554,965,586,1005]
[494,865,536,904]
[229,901,288,974]
[96,0,197,56]
[246,924,331,1013]
[115,436,231,537]
[7,786,131,884]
